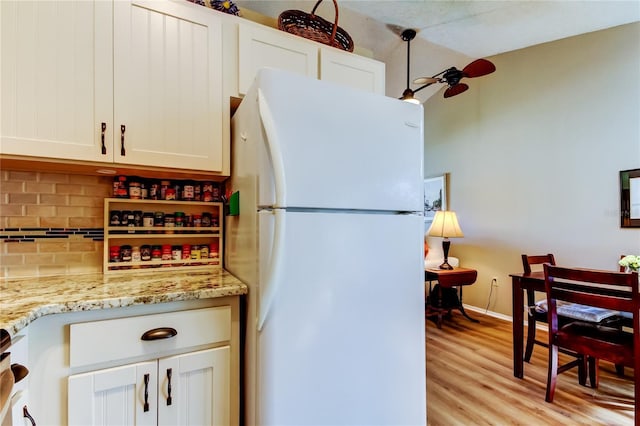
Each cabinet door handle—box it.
[143,373,150,412]
[23,405,36,426]
[120,124,126,156]
[141,327,178,341]
[101,122,107,155]
[166,368,173,406]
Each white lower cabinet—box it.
[10,298,241,425]
[68,346,230,426]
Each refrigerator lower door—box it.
[252,209,426,425]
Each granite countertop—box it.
[0,269,247,337]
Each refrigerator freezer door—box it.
[254,210,426,425]
[250,68,424,213]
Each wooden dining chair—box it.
[543,264,640,419]
[521,254,621,366]
[522,254,556,362]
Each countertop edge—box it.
[1,270,248,337]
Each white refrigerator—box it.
[225,68,426,425]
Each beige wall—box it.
[0,171,111,277]
[421,23,640,316]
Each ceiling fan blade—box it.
[443,83,469,98]
[462,59,496,78]
[412,76,439,85]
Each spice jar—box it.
[192,214,202,227]
[143,212,154,228]
[154,211,165,227]
[171,245,182,261]
[194,182,202,201]
[141,245,152,261]
[109,246,121,263]
[161,244,172,267]
[120,245,132,262]
[151,245,162,260]
[164,214,175,233]
[190,245,201,260]
[182,181,195,201]
[161,244,172,261]
[131,246,141,266]
[109,211,121,226]
[140,180,148,200]
[114,175,128,198]
[174,212,185,227]
[182,244,191,261]
[209,241,219,258]
[160,180,171,200]
[128,179,141,199]
[201,212,212,227]
[149,181,160,200]
[133,210,143,227]
[202,182,214,202]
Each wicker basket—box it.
[278,0,354,52]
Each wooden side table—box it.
[425,267,479,327]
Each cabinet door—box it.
[113,1,224,172]
[238,24,318,95]
[157,347,230,426]
[0,0,113,162]
[68,361,157,426]
[319,48,386,95]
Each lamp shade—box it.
[427,210,464,238]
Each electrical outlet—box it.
[491,277,499,287]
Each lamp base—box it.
[440,238,454,270]
[438,261,454,270]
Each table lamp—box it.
[427,210,464,270]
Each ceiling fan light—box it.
[401,88,420,104]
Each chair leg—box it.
[588,356,599,388]
[524,311,536,362]
[524,289,537,362]
[546,344,559,402]
[578,355,587,386]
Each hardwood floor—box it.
[426,311,634,425]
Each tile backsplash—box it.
[0,170,112,278]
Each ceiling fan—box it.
[399,29,496,103]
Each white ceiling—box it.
[235,1,640,58]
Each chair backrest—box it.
[543,264,640,324]
[521,253,556,274]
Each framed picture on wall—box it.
[620,168,640,228]
[424,174,448,224]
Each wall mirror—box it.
[620,168,640,228]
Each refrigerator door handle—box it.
[258,89,287,208]
[257,208,286,331]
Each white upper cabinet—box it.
[237,22,385,96]
[1,0,227,174]
[113,1,224,172]
[0,1,112,162]
[319,47,385,95]
[238,23,318,95]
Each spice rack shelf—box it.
[103,198,223,274]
